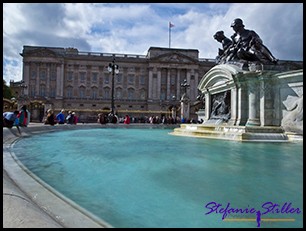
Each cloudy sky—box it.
[3,3,303,85]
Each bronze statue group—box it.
[213,18,278,65]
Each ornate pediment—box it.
[150,52,198,64]
[26,48,57,58]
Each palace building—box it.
[12,45,216,122]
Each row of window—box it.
[28,86,147,100]
[31,69,57,80]
[30,70,191,86]
[66,72,147,85]
[28,85,178,101]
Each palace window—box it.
[171,76,176,85]
[160,90,166,100]
[50,88,56,98]
[80,72,86,83]
[128,74,134,85]
[116,88,122,99]
[31,70,36,79]
[92,73,98,83]
[79,87,85,98]
[67,72,73,81]
[66,87,73,98]
[140,89,146,100]
[39,69,46,80]
[116,74,122,84]
[92,88,98,99]
[128,88,135,100]
[104,88,110,99]
[50,71,57,80]
[140,75,146,85]
[30,86,35,97]
[104,74,109,84]
[39,85,46,97]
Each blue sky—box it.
[3,3,303,85]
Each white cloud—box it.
[3,3,303,85]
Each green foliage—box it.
[3,79,13,99]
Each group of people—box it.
[213,18,278,64]
[3,105,30,133]
[44,109,78,126]
[3,106,79,130]
[96,114,185,124]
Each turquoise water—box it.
[13,128,303,228]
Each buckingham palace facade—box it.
[14,45,216,122]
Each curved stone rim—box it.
[3,124,114,228]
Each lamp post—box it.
[107,58,119,122]
[180,79,190,95]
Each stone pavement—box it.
[3,169,63,228]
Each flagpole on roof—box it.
[169,22,174,48]
[169,22,171,48]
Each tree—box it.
[3,79,13,99]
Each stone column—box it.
[186,70,191,99]
[235,78,249,126]
[56,62,64,99]
[259,76,275,126]
[23,62,30,95]
[148,68,153,100]
[228,87,237,125]
[46,64,50,97]
[204,91,210,122]
[194,72,199,100]
[246,81,260,126]
[157,69,161,98]
[36,64,40,97]
[166,69,170,100]
[259,79,266,126]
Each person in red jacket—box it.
[124,115,130,124]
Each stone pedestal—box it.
[180,93,190,121]
[197,63,303,134]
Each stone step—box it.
[171,124,290,142]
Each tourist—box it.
[72,112,78,125]
[66,111,74,124]
[124,115,130,124]
[17,105,30,127]
[3,110,20,128]
[114,114,119,124]
[56,109,66,124]
[44,109,57,126]
[98,113,107,124]
[3,110,21,134]
[107,112,118,124]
